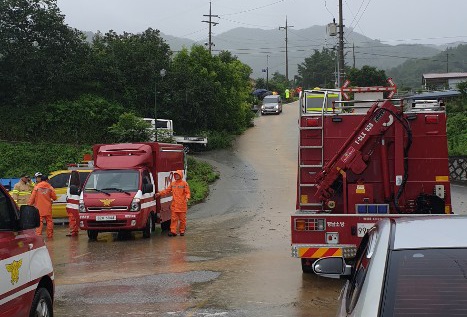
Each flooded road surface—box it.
[50,101,339,316]
[51,100,467,316]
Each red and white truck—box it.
[68,142,185,240]
[291,81,452,272]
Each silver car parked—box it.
[313,216,467,317]
[261,95,282,115]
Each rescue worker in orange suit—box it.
[28,174,57,239]
[11,174,34,206]
[156,170,191,237]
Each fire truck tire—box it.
[29,287,53,317]
[151,212,157,231]
[143,215,152,238]
[87,230,98,240]
[161,219,171,231]
[301,258,316,274]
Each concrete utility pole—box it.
[202,1,218,55]
[262,55,269,90]
[279,16,293,83]
[338,0,345,87]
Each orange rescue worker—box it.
[28,174,57,238]
[156,170,191,237]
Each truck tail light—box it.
[130,198,141,212]
[306,118,320,127]
[425,115,439,124]
[296,219,306,231]
[294,218,326,231]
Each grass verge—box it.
[186,156,219,206]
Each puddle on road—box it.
[56,271,221,305]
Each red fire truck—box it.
[291,81,452,273]
[68,142,185,240]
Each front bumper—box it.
[79,212,145,231]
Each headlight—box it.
[274,105,279,109]
[130,198,140,212]
[79,200,86,213]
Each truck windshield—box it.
[84,170,139,193]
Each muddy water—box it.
[52,101,344,317]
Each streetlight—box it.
[154,68,166,141]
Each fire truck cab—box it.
[292,80,452,273]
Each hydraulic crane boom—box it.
[314,99,403,201]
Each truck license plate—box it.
[96,215,116,221]
[357,223,374,237]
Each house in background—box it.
[423,72,467,90]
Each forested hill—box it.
[387,44,467,89]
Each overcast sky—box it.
[56,0,467,45]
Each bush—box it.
[0,142,91,177]
[186,156,219,205]
[205,131,236,150]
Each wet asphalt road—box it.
[49,100,466,317]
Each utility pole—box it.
[446,50,449,73]
[261,55,269,89]
[279,16,293,83]
[266,54,269,90]
[202,1,218,55]
[338,0,345,87]
[352,42,355,68]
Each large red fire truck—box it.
[291,80,452,272]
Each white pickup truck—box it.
[143,118,208,152]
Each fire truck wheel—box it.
[161,219,171,231]
[87,230,98,240]
[143,215,152,238]
[29,287,53,317]
[301,258,316,274]
[151,212,157,231]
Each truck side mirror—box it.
[142,183,154,194]
[19,205,40,230]
[69,184,80,195]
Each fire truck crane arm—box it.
[314,100,404,202]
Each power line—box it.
[220,0,287,16]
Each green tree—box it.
[108,113,153,142]
[165,45,253,134]
[347,66,388,87]
[297,48,336,89]
[89,28,172,117]
[32,94,125,144]
[0,0,90,106]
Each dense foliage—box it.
[297,48,337,89]
[446,82,467,155]
[0,141,90,177]
[346,66,388,87]
[0,0,254,147]
[387,45,467,89]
